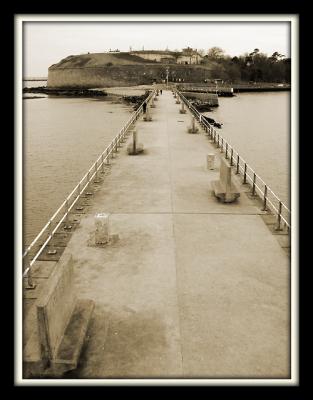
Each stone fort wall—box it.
[47,64,213,88]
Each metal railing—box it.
[175,89,291,232]
[23,90,155,284]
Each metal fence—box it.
[23,90,155,286]
[176,89,291,232]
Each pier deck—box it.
[25,90,290,379]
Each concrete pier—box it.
[24,90,290,379]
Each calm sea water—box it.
[23,93,133,246]
[23,85,290,247]
[204,91,290,206]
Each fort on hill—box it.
[47,48,219,88]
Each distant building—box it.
[130,48,203,65]
[130,50,176,63]
[177,47,202,65]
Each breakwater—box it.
[23,90,290,379]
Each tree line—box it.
[200,47,291,83]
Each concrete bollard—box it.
[188,117,199,134]
[179,102,186,114]
[207,154,215,170]
[150,98,156,108]
[143,107,152,121]
[127,130,144,155]
[95,213,110,245]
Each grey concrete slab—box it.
[63,213,183,378]
[173,213,290,378]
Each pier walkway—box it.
[25,90,290,379]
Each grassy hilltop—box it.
[49,52,160,69]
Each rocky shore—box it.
[23,86,152,111]
[23,86,108,97]
[190,100,214,112]
[122,90,151,110]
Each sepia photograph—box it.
[15,14,298,385]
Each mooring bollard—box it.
[188,117,199,134]
[127,130,144,155]
[95,213,110,245]
[207,154,215,170]
[143,107,152,121]
[180,102,186,114]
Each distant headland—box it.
[47,47,291,89]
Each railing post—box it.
[236,155,240,174]
[95,161,99,181]
[230,148,234,166]
[106,148,110,164]
[101,153,105,172]
[48,219,53,238]
[262,185,268,211]
[225,143,228,159]
[77,182,81,197]
[275,201,283,231]
[221,138,224,152]
[65,199,69,224]
[217,134,219,148]
[87,171,90,188]
[243,163,247,184]
[252,173,256,196]
[24,254,36,289]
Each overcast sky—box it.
[23,21,291,77]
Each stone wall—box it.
[181,91,219,106]
[47,64,214,88]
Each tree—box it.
[207,47,225,61]
[197,49,205,57]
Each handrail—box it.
[175,89,291,231]
[23,90,155,280]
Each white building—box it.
[130,48,203,65]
